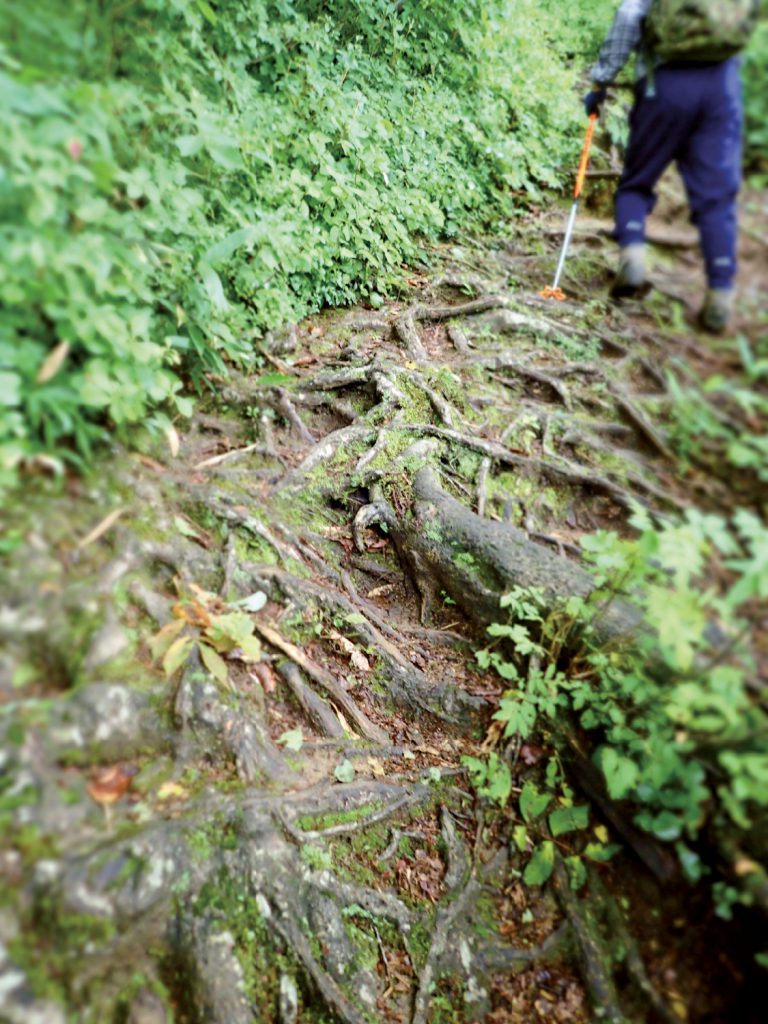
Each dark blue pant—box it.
[616,59,743,289]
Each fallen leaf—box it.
[87,764,136,806]
[36,341,70,384]
[232,591,268,613]
[334,759,356,784]
[328,630,371,672]
[277,728,304,752]
[156,781,189,801]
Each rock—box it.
[49,683,167,761]
[83,612,130,672]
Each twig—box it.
[75,508,125,551]
[194,443,265,470]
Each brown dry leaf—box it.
[87,764,136,806]
[328,630,371,673]
[36,341,70,384]
[367,757,386,777]
[250,662,277,694]
[366,537,390,551]
[520,743,546,766]
[481,719,505,751]
[136,454,167,473]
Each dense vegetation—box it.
[0,1,765,488]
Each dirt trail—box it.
[0,177,766,1024]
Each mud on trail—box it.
[1,178,766,1024]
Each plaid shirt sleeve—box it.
[590,0,653,84]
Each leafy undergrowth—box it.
[0,172,767,1023]
[0,0,606,484]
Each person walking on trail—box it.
[584,0,760,333]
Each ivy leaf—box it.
[523,841,555,885]
[549,804,589,837]
[512,825,528,853]
[598,747,639,800]
[519,781,550,823]
[334,759,356,784]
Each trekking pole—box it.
[540,113,598,301]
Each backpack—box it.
[645,0,761,62]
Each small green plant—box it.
[149,582,263,686]
[465,507,768,913]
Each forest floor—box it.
[1,171,766,1024]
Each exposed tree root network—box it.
[1,189,767,1024]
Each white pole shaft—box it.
[552,200,579,291]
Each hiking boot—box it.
[698,288,734,335]
[610,244,648,299]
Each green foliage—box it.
[664,340,768,482]
[744,14,768,173]
[469,507,768,911]
[0,0,585,485]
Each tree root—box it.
[252,566,488,727]
[253,621,389,744]
[394,315,429,361]
[589,871,681,1024]
[388,466,641,645]
[276,661,347,739]
[552,857,625,1024]
[399,423,646,511]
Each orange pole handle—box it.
[574,113,598,200]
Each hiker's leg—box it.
[615,70,695,246]
[676,60,743,290]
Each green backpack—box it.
[645,0,761,62]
